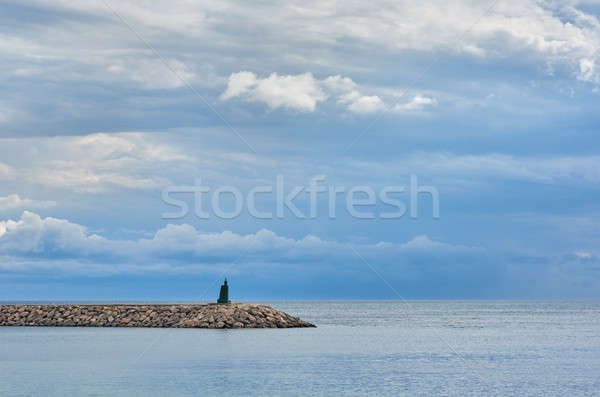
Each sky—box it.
[1,0,600,300]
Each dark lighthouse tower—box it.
[217,279,231,304]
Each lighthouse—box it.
[217,279,231,304]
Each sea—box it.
[1,301,599,396]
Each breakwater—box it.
[0,303,315,328]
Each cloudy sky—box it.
[1,0,600,300]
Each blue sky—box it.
[1,0,600,300]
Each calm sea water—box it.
[1,301,599,396]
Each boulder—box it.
[0,303,315,328]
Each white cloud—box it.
[338,91,387,114]
[222,71,397,114]
[578,58,597,83]
[394,95,438,111]
[221,72,327,112]
[348,95,386,114]
[0,132,193,193]
[0,211,99,254]
[0,194,56,212]
[321,75,358,94]
[0,211,481,273]
[401,235,459,250]
[0,212,597,298]
[220,71,258,100]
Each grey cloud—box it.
[4,0,600,84]
[1,0,598,131]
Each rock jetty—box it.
[0,303,315,328]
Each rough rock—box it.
[0,304,315,328]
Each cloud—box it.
[0,211,481,272]
[221,72,327,112]
[346,152,600,187]
[394,95,438,111]
[574,251,592,259]
[107,58,194,89]
[221,71,406,114]
[2,0,599,137]
[6,0,600,86]
[338,91,387,114]
[0,162,16,180]
[220,71,259,100]
[0,1,599,299]
[0,132,193,193]
[0,211,99,255]
[1,211,598,298]
[0,102,24,125]
[3,129,600,199]
[4,130,600,197]
[400,234,466,251]
[0,194,56,212]
[578,58,598,83]
[321,75,357,94]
